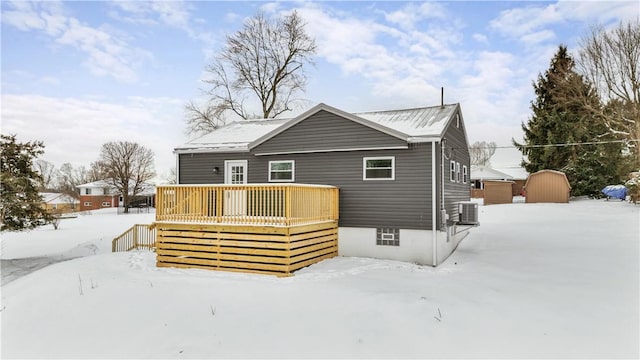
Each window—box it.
[85,188,91,195]
[377,228,400,246]
[456,162,461,182]
[463,165,468,183]
[456,113,460,128]
[363,157,395,180]
[269,160,295,182]
[102,202,111,207]
[84,202,92,206]
[450,161,456,182]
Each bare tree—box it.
[33,159,57,190]
[577,20,640,166]
[56,163,90,194]
[469,141,497,166]
[99,141,155,213]
[186,10,317,136]
[184,100,227,137]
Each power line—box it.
[469,139,640,150]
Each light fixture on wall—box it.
[213,166,220,174]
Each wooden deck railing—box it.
[112,224,156,252]
[155,184,339,226]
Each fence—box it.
[155,184,339,226]
[112,224,156,252]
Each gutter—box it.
[432,141,438,266]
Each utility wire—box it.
[469,139,640,149]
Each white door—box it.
[224,160,248,216]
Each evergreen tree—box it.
[514,45,625,197]
[1,134,53,231]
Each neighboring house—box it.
[490,147,528,196]
[524,169,571,203]
[174,102,474,266]
[76,180,120,211]
[470,165,514,198]
[40,192,78,213]
[76,180,156,211]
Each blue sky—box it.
[1,1,638,180]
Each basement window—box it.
[102,202,111,207]
[269,160,295,182]
[363,157,395,180]
[376,227,400,246]
[84,202,92,207]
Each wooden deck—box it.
[154,184,339,276]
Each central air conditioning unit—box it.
[458,201,479,225]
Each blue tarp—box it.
[601,185,627,200]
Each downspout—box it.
[432,141,438,266]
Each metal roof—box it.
[176,118,289,152]
[355,103,459,140]
[175,103,461,152]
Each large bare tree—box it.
[33,159,57,190]
[469,141,497,166]
[577,20,640,168]
[186,10,317,136]
[99,141,155,213]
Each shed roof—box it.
[524,169,571,189]
[176,102,461,153]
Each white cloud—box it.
[520,29,556,45]
[2,1,149,83]
[1,94,186,178]
[490,1,638,42]
[108,1,215,46]
[383,2,447,30]
[472,33,489,44]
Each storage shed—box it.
[483,180,514,205]
[524,170,571,203]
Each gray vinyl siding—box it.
[179,152,250,184]
[253,110,407,154]
[440,109,471,224]
[179,144,434,230]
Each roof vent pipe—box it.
[441,87,444,108]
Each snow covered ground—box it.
[1,208,155,285]
[1,199,638,358]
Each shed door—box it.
[224,160,247,215]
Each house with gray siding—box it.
[175,102,474,266]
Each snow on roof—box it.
[176,118,290,152]
[175,103,460,152]
[493,166,529,180]
[354,103,459,140]
[470,165,514,180]
[76,180,112,189]
[75,180,156,195]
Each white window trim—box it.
[83,202,92,206]
[102,202,111,207]
[450,161,456,182]
[456,162,461,183]
[363,156,395,181]
[268,160,295,182]
[463,165,468,184]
